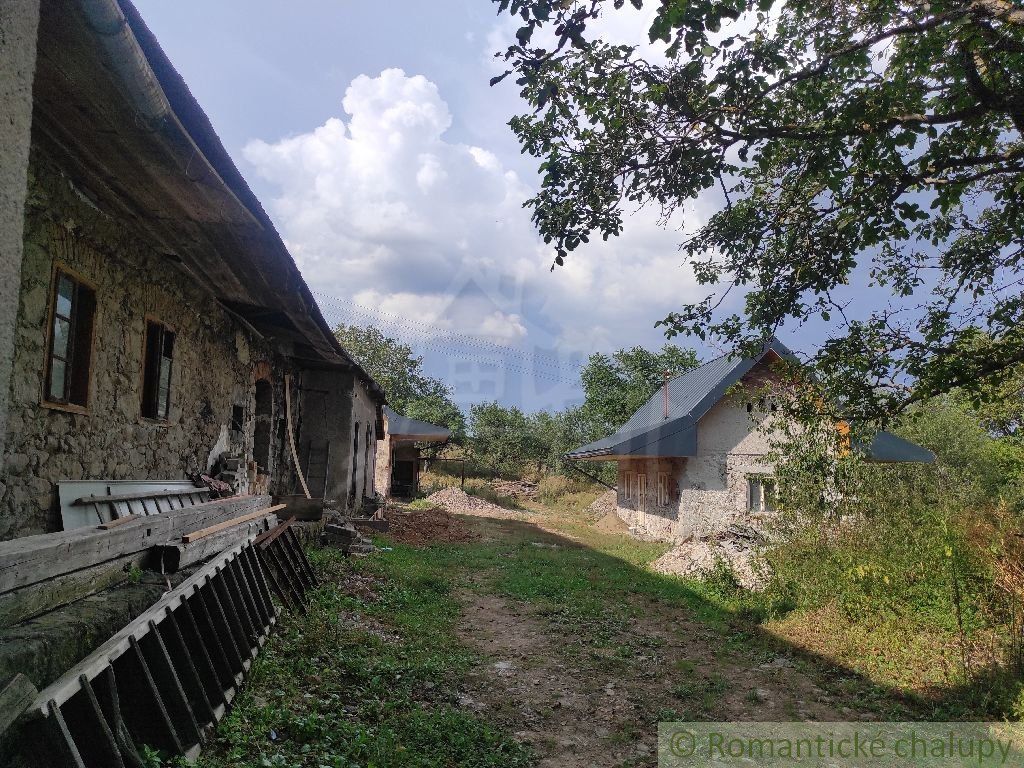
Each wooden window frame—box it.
[657,472,670,506]
[636,473,648,521]
[140,318,176,423]
[623,470,635,501]
[747,475,778,514]
[42,264,97,414]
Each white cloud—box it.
[243,68,713,408]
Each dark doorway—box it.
[254,379,273,473]
[391,460,416,497]
[350,423,360,507]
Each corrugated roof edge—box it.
[383,407,452,441]
[116,0,385,402]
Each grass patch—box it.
[193,547,532,768]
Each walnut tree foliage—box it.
[491,0,1024,423]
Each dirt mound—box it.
[426,487,520,519]
[651,524,769,590]
[586,490,618,521]
[383,505,481,547]
[593,510,630,534]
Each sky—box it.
[133,0,735,414]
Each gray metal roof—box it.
[857,431,936,464]
[567,340,795,460]
[384,407,451,442]
[566,339,933,464]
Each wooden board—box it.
[181,505,286,543]
[0,552,142,628]
[0,495,271,595]
[157,513,277,572]
[0,674,38,738]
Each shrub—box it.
[537,475,576,503]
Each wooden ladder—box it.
[26,526,317,767]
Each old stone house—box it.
[0,0,385,544]
[374,407,452,498]
[566,340,934,542]
[0,1,392,761]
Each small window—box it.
[45,269,96,407]
[747,476,778,514]
[141,321,175,420]
[623,471,635,500]
[657,472,670,506]
[231,404,245,434]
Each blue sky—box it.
[135,1,741,413]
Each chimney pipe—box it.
[663,370,671,420]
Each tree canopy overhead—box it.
[492,0,1024,422]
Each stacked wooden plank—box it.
[0,496,273,628]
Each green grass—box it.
[190,481,1018,768]
[193,547,532,768]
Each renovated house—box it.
[566,340,933,542]
[375,407,452,497]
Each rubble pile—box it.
[586,489,618,520]
[321,519,375,556]
[651,524,769,590]
[490,479,538,499]
[425,487,520,519]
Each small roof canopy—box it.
[854,431,936,464]
[566,339,934,464]
[384,407,451,443]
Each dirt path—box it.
[441,512,869,768]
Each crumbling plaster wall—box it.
[674,395,774,540]
[0,149,282,539]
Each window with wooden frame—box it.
[45,268,96,408]
[636,474,648,515]
[657,472,670,506]
[141,320,175,421]
[747,476,778,514]
[623,470,635,500]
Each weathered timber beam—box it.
[72,488,208,506]
[0,496,271,594]
[181,505,286,544]
[0,674,38,739]
[0,552,141,628]
[156,513,277,572]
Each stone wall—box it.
[0,148,287,539]
[374,415,393,499]
[0,0,41,467]
[615,457,683,539]
[348,377,379,510]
